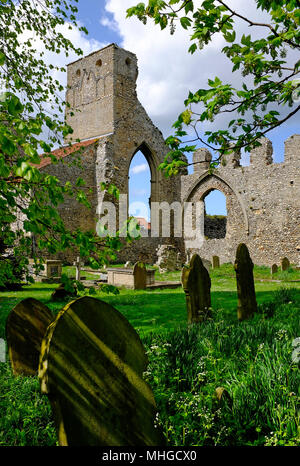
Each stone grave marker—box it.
[133,262,147,290]
[281,257,290,271]
[234,243,257,321]
[271,264,278,275]
[74,256,84,281]
[212,256,220,269]
[38,296,164,446]
[181,254,212,324]
[6,298,53,376]
[45,260,62,279]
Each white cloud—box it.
[130,163,149,175]
[103,0,300,161]
[26,21,106,91]
[100,16,119,32]
[17,16,106,145]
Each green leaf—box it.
[8,95,23,115]
[1,136,16,155]
[180,16,192,29]
[181,109,192,125]
[0,51,5,66]
[224,31,236,43]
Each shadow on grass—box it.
[1,285,299,338]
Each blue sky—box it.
[71,1,299,218]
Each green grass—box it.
[62,266,101,280]
[0,264,299,446]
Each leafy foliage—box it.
[0,281,299,445]
[127,0,300,175]
[0,1,133,288]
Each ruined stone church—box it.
[41,43,300,266]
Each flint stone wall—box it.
[41,44,183,264]
[39,44,299,267]
[181,136,300,266]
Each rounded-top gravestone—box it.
[234,243,257,321]
[6,298,53,376]
[133,261,147,289]
[212,256,220,269]
[181,254,212,324]
[38,296,164,446]
[281,257,290,271]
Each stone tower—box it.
[40,44,299,266]
[65,44,138,141]
[48,43,184,264]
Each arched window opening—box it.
[128,150,151,234]
[204,190,227,239]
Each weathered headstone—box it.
[281,257,290,271]
[6,298,53,376]
[271,264,278,275]
[45,260,62,279]
[133,261,147,290]
[212,255,220,269]
[73,256,83,281]
[234,243,257,321]
[181,254,212,324]
[38,297,164,446]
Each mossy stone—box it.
[133,262,147,289]
[234,243,257,321]
[6,298,53,376]
[38,296,164,446]
[181,254,212,324]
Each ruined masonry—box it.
[40,43,300,266]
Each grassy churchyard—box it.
[0,263,299,446]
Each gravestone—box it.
[38,297,164,446]
[281,257,290,271]
[234,243,257,321]
[212,256,220,269]
[45,260,62,279]
[133,262,147,290]
[73,257,84,281]
[271,264,278,275]
[181,254,212,324]
[6,298,53,376]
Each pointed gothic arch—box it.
[184,171,249,235]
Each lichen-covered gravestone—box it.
[234,243,257,321]
[133,261,147,289]
[6,298,53,376]
[38,296,164,446]
[181,254,212,324]
[212,256,220,269]
[281,257,290,271]
[271,264,278,275]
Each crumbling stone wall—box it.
[40,44,299,267]
[181,136,300,266]
[43,44,183,264]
